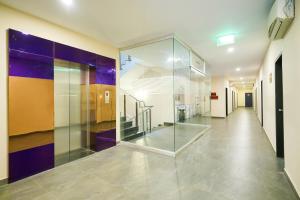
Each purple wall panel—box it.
[96,56,116,85]
[54,43,97,67]
[9,49,54,80]
[9,29,53,57]
[8,29,117,183]
[91,129,116,152]
[9,144,54,183]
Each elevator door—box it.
[54,60,92,166]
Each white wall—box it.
[211,76,226,117]
[256,40,283,150]
[0,4,119,181]
[281,1,300,195]
[256,1,300,195]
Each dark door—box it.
[225,88,228,116]
[261,80,264,126]
[275,55,284,158]
[245,93,253,107]
[232,91,234,111]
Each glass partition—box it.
[120,36,211,153]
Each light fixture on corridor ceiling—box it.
[240,77,244,80]
[217,35,235,46]
[236,67,241,71]
[191,67,206,77]
[61,0,73,6]
[227,47,235,53]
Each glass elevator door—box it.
[54,60,93,166]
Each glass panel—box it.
[120,38,175,151]
[173,39,211,151]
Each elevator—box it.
[54,59,93,166]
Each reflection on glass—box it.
[54,60,93,166]
[120,37,211,153]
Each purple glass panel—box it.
[90,129,116,152]
[9,144,54,183]
[9,49,54,80]
[54,43,97,66]
[9,29,53,57]
[95,56,116,85]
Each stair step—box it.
[120,116,126,122]
[121,121,133,129]
[122,126,139,136]
[123,132,145,141]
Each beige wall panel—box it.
[96,84,116,123]
[9,131,54,153]
[9,76,54,136]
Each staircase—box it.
[121,116,144,141]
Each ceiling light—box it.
[227,47,235,53]
[61,0,73,6]
[217,35,235,46]
[236,67,241,71]
[240,77,244,80]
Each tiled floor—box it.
[0,108,298,200]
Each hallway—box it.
[0,108,298,200]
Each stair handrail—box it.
[120,89,153,109]
[121,88,153,133]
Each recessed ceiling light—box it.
[236,67,241,71]
[217,35,235,46]
[240,77,244,80]
[227,47,235,53]
[61,0,73,6]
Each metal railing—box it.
[120,89,153,137]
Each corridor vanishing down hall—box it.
[0,108,298,200]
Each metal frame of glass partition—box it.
[119,34,211,155]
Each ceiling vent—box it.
[268,0,295,40]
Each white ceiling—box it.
[0,0,274,83]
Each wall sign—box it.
[105,90,110,104]
[211,92,218,100]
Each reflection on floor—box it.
[0,109,298,200]
[129,123,208,151]
[55,125,93,166]
[55,148,94,167]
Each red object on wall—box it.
[211,92,218,100]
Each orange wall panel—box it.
[9,77,54,136]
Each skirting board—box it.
[175,126,211,156]
[120,125,211,157]
[120,141,175,157]
[284,169,300,200]
[0,179,8,187]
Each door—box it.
[275,55,284,158]
[225,88,228,116]
[245,93,253,107]
[54,60,92,166]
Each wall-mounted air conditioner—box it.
[268,0,295,40]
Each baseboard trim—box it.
[0,178,8,187]
[120,141,175,157]
[284,169,300,200]
[120,125,211,157]
[175,126,211,156]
